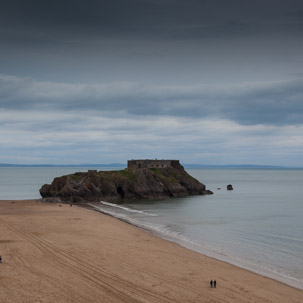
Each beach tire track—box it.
[0,222,86,303]
[32,232,204,303]
[33,232,215,303]
[1,220,137,303]
[2,219,175,303]
[26,235,172,303]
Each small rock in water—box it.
[217,188,221,190]
[227,184,233,190]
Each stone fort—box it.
[127,159,180,169]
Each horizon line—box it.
[0,163,302,169]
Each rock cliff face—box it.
[40,164,213,203]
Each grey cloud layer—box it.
[2,0,302,40]
[1,75,302,126]
[1,107,303,165]
[1,0,302,86]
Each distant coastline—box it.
[0,163,300,169]
[0,163,125,168]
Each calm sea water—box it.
[1,167,302,289]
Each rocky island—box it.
[40,159,213,203]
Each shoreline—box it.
[2,199,303,290]
[85,202,303,290]
[1,199,302,302]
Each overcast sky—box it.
[1,0,303,165]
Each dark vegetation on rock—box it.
[40,164,213,203]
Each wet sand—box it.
[0,200,302,302]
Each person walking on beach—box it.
[214,280,216,288]
[210,280,213,288]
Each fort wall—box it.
[127,159,180,169]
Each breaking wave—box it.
[95,201,158,217]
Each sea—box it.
[0,166,302,289]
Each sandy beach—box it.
[0,200,302,303]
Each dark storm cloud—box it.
[1,0,303,40]
[1,75,302,126]
[0,0,302,86]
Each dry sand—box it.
[0,200,302,303]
